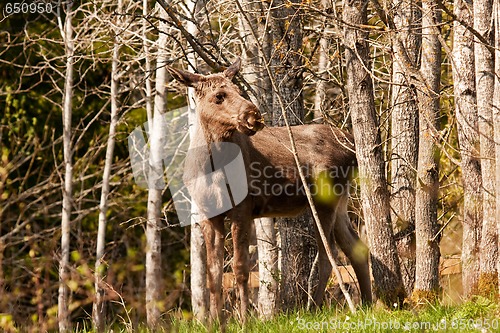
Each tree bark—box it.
[190,222,208,320]
[390,0,420,296]
[453,0,482,298]
[313,0,331,122]
[474,0,498,297]
[343,0,404,306]
[145,4,169,327]
[492,0,500,296]
[412,0,441,302]
[143,0,153,123]
[255,217,278,318]
[270,0,317,310]
[185,0,209,320]
[238,0,279,318]
[58,1,75,331]
[92,1,123,330]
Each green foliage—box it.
[131,302,500,333]
[452,296,498,321]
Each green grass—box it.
[73,297,500,332]
[164,297,500,333]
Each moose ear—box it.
[166,66,204,87]
[223,58,241,80]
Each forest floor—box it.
[29,294,499,332]
[162,296,500,332]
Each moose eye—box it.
[214,92,225,104]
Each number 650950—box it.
[4,2,53,15]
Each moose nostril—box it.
[247,115,264,131]
[237,109,264,133]
[247,113,259,123]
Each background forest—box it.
[1,0,499,331]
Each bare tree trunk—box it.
[57,1,75,331]
[254,217,278,317]
[190,222,208,321]
[453,0,482,298]
[474,0,498,297]
[270,0,317,310]
[185,0,209,320]
[145,143,164,328]
[186,67,208,321]
[145,4,169,327]
[412,0,441,302]
[343,0,404,306]
[492,0,500,295]
[238,1,278,318]
[92,1,123,330]
[238,1,261,94]
[313,0,331,122]
[143,0,153,123]
[261,15,273,112]
[390,0,421,296]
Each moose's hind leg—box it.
[333,211,372,305]
[309,221,336,309]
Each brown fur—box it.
[167,59,372,322]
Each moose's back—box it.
[246,124,357,218]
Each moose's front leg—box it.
[201,216,225,322]
[231,220,251,321]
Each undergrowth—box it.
[43,297,500,332]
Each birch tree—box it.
[453,0,482,298]
[188,98,209,322]
[412,0,442,301]
[474,0,498,296]
[145,3,169,327]
[57,1,75,331]
[343,0,404,305]
[92,0,123,330]
[237,0,278,318]
[184,0,209,320]
[390,0,420,295]
[313,0,331,122]
[493,0,500,295]
[143,0,154,123]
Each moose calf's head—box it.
[167,59,265,138]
